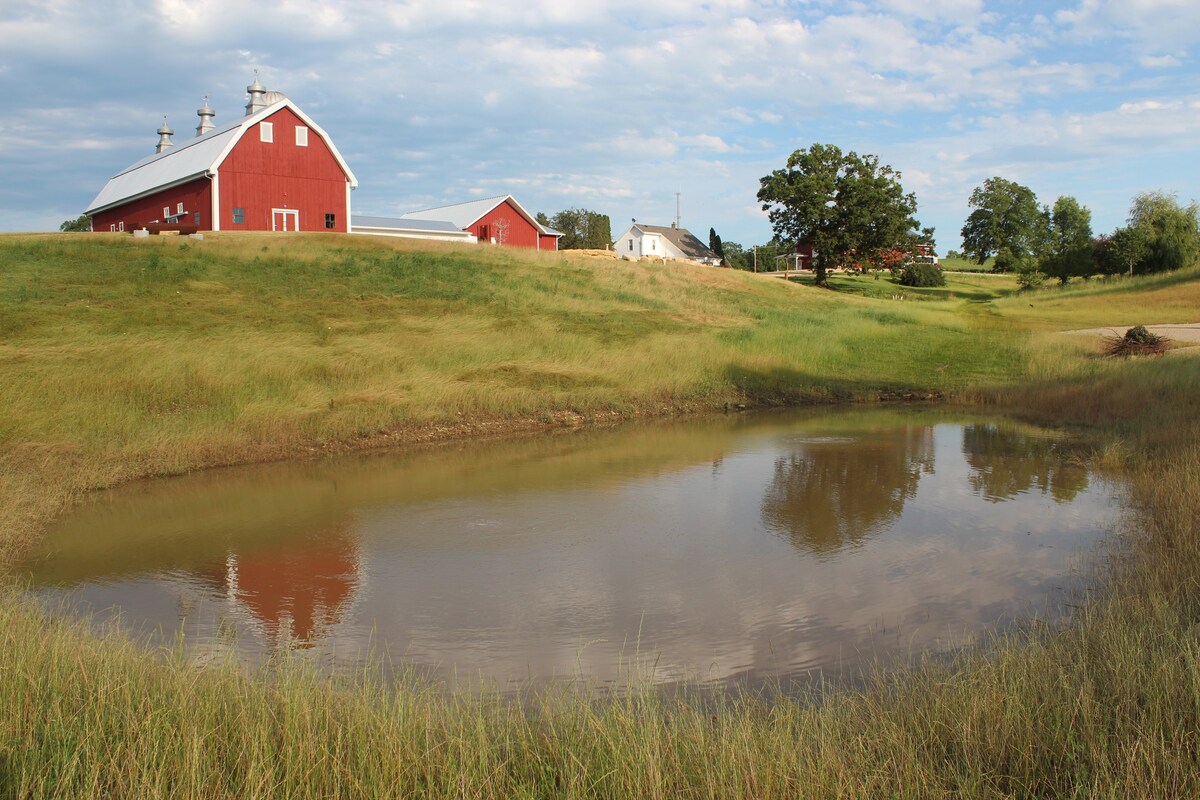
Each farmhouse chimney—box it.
[245,72,268,115]
[195,96,215,136]
[155,117,175,153]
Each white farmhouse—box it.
[612,223,722,265]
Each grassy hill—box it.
[2,232,1200,798]
[0,233,1045,556]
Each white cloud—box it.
[682,134,734,153]
[1138,54,1182,68]
[1055,0,1200,50]
[484,38,605,90]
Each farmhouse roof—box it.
[634,224,719,261]
[400,194,561,236]
[84,98,358,216]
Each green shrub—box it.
[1015,264,1046,290]
[898,262,946,287]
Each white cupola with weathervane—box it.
[195,96,216,137]
[155,117,174,153]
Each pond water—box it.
[19,408,1118,693]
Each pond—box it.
[18,408,1118,693]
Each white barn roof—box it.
[85,99,358,216]
[400,194,560,236]
[350,215,476,241]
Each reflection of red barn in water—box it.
[195,522,362,648]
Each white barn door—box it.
[272,209,299,232]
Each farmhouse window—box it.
[260,122,274,143]
[628,239,633,251]
[651,239,656,251]
[325,213,336,229]
[296,126,309,146]
[232,207,245,225]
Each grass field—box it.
[940,255,997,273]
[3,232,1199,798]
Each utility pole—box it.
[753,245,757,273]
[674,192,681,229]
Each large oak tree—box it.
[1041,196,1095,283]
[960,177,1044,272]
[757,143,921,286]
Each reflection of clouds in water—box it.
[24,414,1117,691]
[336,440,1110,687]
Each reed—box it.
[2,233,1199,797]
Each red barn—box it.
[398,195,562,250]
[85,78,357,234]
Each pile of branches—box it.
[1104,325,1170,358]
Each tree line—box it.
[536,209,612,251]
[960,177,1200,286]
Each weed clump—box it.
[1105,325,1169,357]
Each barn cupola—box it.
[155,116,175,153]
[245,72,269,115]
[195,96,215,137]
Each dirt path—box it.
[1062,323,1200,345]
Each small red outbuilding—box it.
[398,195,562,251]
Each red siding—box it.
[469,199,541,249]
[538,233,559,251]
[217,107,350,232]
[92,177,212,232]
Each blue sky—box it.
[1,0,1197,250]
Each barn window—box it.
[260,121,274,143]
[232,207,245,225]
[110,224,116,232]
[324,213,336,229]
[163,206,170,219]
[177,202,184,214]
[296,126,309,146]
[118,222,124,232]
[194,212,201,225]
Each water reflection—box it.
[762,425,935,553]
[191,522,361,649]
[20,410,1117,692]
[962,424,1090,503]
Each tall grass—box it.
[3,234,1200,797]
